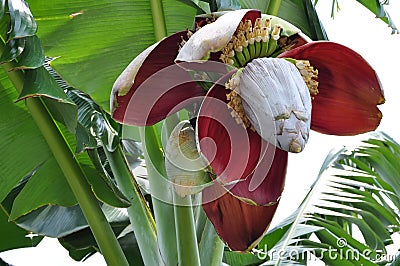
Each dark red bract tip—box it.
[279,42,384,135]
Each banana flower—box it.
[110,9,384,251]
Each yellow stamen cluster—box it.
[271,24,282,40]
[225,75,254,130]
[295,60,319,97]
[220,18,283,67]
[220,43,235,65]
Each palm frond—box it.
[254,132,400,265]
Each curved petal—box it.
[176,9,261,62]
[279,42,385,135]
[111,31,205,126]
[226,145,288,206]
[240,58,311,153]
[202,141,288,251]
[202,183,279,251]
[196,76,267,184]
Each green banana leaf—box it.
[8,157,76,220]
[4,180,128,241]
[1,1,155,263]
[0,68,73,208]
[59,226,144,265]
[0,1,133,248]
[1,0,398,264]
[44,62,132,208]
[2,3,135,213]
[18,66,78,133]
[0,177,43,252]
[25,0,330,112]
[0,201,43,252]
[0,73,130,221]
[14,204,128,238]
[26,0,197,110]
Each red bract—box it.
[110,31,205,126]
[202,182,280,252]
[279,42,385,135]
[197,79,264,184]
[111,9,384,252]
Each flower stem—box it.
[103,146,161,266]
[162,115,202,265]
[0,51,128,265]
[139,125,178,265]
[195,203,207,240]
[174,195,201,266]
[199,219,225,266]
[267,0,283,16]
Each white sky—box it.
[2,1,400,265]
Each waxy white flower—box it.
[235,58,311,152]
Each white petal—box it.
[239,58,311,153]
[112,43,157,97]
[110,42,157,112]
[176,9,258,62]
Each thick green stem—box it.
[25,99,129,266]
[163,115,201,265]
[174,195,201,266]
[150,0,167,41]
[199,219,225,266]
[140,125,178,266]
[0,49,128,265]
[103,146,161,266]
[267,0,283,16]
[195,202,207,241]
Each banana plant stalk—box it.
[174,195,201,266]
[103,146,161,266]
[164,120,206,266]
[0,50,129,266]
[267,0,283,16]
[199,220,225,265]
[139,125,179,265]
